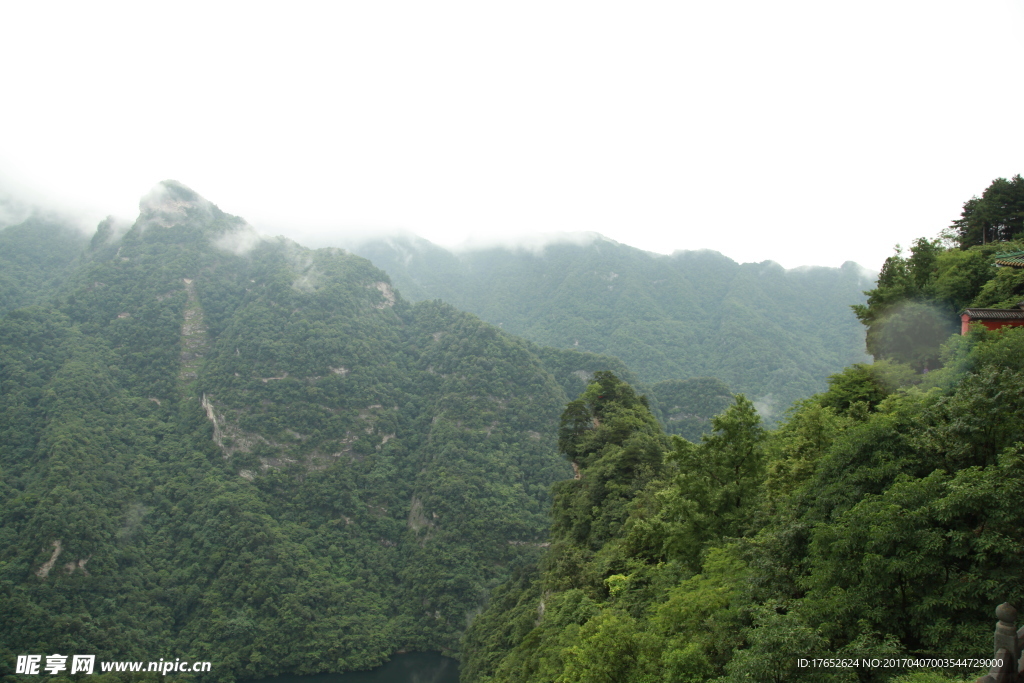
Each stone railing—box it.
[976,603,1024,683]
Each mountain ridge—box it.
[344,233,874,420]
[0,181,649,677]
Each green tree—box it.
[952,175,1024,247]
[662,395,765,568]
[551,372,667,554]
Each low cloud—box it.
[214,223,267,256]
[91,215,134,247]
[0,189,116,238]
[287,244,321,293]
[137,180,216,231]
[451,231,608,255]
[0,173,135,237]
[752,393,778,421]
[0,192,33,229]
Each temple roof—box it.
[993,250,1024,267]
[962,307,1024,319]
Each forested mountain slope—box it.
[0,182,634,680]
[458,177,1024,683]
[0,216,88,315]
[462,341,1024,682]
[4,176,1016,683]
[348,235,873,420]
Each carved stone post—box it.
[996,604,1019,669]
[979,605,1021,683]
[992,603,1019,682]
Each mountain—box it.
[0,181,635,678]
[0,215,88,315]
[461,346,1024,683]
[346,234,874,421]
[5,181,1016,683]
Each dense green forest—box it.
[0,216,87,315]
[461,345,1024,682]
[459,177,1024,683]
[346,233,872,421]
[5,176,1022,683]
[0,182,651,681]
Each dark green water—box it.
[256,653,459,683]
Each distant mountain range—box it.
[346,233,874,420]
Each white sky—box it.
[2,1,1022,270]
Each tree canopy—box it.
[952,175,1024,247]
[0,184,638,680]
[463,326,1024,682]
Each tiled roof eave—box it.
[962,309,1024,319]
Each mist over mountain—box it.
[7,178,1021,683]
[346,234,875,420]
[457,178,1024,683]
[0,181,645,677]
[0,216,88,314]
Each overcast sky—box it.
[2,1,1022,270]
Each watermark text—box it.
[16,654,211,675]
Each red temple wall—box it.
[961,317,1024,334]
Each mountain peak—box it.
[138,180,217,229]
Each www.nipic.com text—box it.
[16,654,212,675]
